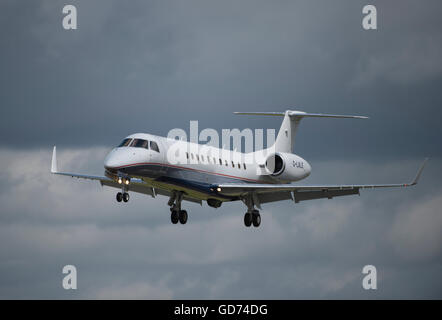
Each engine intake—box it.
[262,152,311,182]
[265,153,285,176]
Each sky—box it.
[0,0,441,299]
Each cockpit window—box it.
[131,139,149,149]
[118,138,132,147]
[150,141,160,152]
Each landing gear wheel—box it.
[116,192,123,202]
[123,192,130,202]
[252,211,261,227]
[244,213,252,227]
[171,210,179,224]
[179,210,188,224]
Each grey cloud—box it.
[0,147,441,298]
[0,0,441,159]
[1,0,442,299]
[389,193,442,261]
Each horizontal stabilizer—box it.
[234,110,369,119]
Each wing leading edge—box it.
[214,158,429,204]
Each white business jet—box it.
[51,110,427,228]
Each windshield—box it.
[117,138,132,147]
[130,139,149,149]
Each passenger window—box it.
[118,138,132,147]
[150,141,160,152]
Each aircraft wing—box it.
[50,147,202,205]
[214,159,428,205]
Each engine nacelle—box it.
[264,152,311,182]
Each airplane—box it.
[50,110,428,228]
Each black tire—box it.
[252,212,261,227]
[123,192,130,202]
[244,213,252,227]
[116,192,123,202]
[179,210,188,224]
[171,210,179,224]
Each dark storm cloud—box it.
[0,148,441,299]
[0,0,441,158]
[0,0,442,299]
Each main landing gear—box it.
[168,191,188,225]
[244,210,261,228]
[242,194,261,228]
[170,208,188,225]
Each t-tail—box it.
[234,110,369,153]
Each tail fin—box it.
[234,110,368,153]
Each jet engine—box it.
[264,152,311,182]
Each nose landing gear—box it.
[116,176,130,203]
[116,173,130,202]
[116,192,130,202]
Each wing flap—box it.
[293,188,359,203]
[215,183,407,196]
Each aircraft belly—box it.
[120,163,255,201]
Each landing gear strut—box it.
[168,191,188,225]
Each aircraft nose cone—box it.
[104,149,120,169]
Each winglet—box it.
[51,146,58,173]
[410,158,429,186]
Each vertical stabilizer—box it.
[274,111,301,153]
